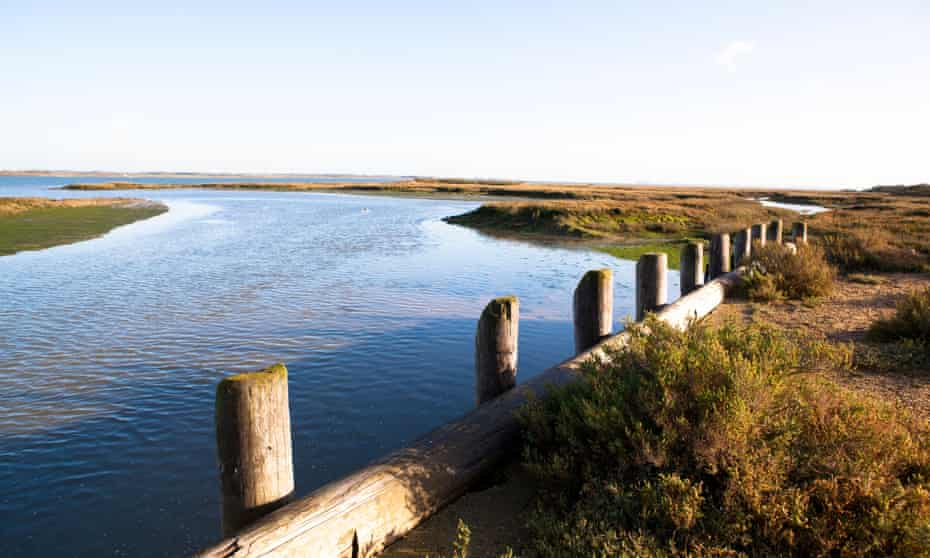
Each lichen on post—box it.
[475,296,519,405]
[636,253,668,321]
[679,242,704,296]
[573,269,613,354]
[215,363,294,536]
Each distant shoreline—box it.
[0,170,404,180]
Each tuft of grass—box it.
[0,198,166,256]
[517,318,929,558]
[741,242,835,301]
[867,287,930,343]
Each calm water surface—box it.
[0,176,680,556]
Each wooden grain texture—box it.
[733,227,751,267]
[216,364,295,536]
[635,253,668,321]
[573,269,614,354]
[792,221,808,243]
[767,219,783,243]
[708,233,731,281]
[751,223,767,247]
[679,242,704,296]
[197,271,744,558]
[475,296,519,405]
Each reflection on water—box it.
[0,176,679,556]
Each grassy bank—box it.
[0,197,167,256]
[441,194,788,237]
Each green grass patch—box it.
[0,204,166,256]
[597,241,694,270]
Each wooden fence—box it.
[197,220,808,557]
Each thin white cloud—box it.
[716,40,756,72]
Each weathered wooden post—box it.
[708,233,731,281]
[792,221,808,244]
[636,253,667,320]
[476,296,519,405]
[216,363,295,536]
[733,227,752,266]
[679,242,704,296]
[573,269,613,354]
[767,219,783,243]
[751,223,767,247]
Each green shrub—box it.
[868,287,930,343]
[742,242,835,301]
[518,318,930,557]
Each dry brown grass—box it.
[757,189,930,272]
[0,197,149,216]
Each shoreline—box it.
[0,197,168,256]
[41,180,930,272]
[56,180,813,267]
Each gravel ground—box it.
[707,272,930,418]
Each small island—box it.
[0,197,168,256]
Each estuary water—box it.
[0,176,680,556]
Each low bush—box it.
[819,229,925,273]
[741,242,835,301]
[868,287,930,343]
[518,318,930,558]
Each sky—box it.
[1,1,928,188]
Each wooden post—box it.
[475,296,519,405]
[708,233,731,281]
[636,253,667,320]
[197,270,748,558]
[733,227,752,266]
[679,242,704,296]
[573,269,613,354]
[751,223,767,247]
[767,219,783,243]
[792,221,808,243]
[216,363,295,536]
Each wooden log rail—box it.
[198,266,747,558]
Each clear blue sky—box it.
[1,1,927,188]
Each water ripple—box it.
[0,178,679,556]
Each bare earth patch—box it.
[707,272,930,417]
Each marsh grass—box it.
[516,318,930,557]
[766,188,930,272]
[0,199,166,256]
[444,195,785,244]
